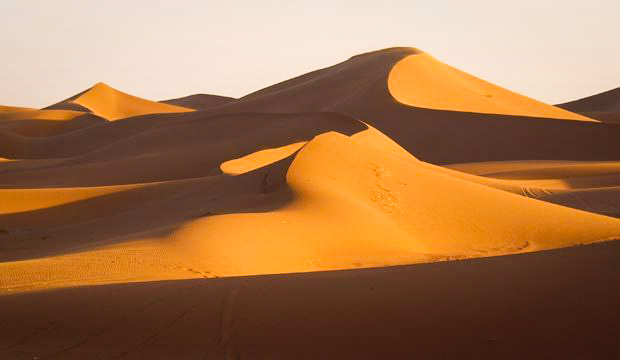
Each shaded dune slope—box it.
[0,112,364,185]
[557,86,620,123]
[161,93,236,110]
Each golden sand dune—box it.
[388,52,592,120]
[45,82,193,120]
[1,47,620,358]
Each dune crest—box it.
[46,82,193,120]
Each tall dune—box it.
[202,48,620,164]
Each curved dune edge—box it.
[2,126,620,294]
[388,53,594,121]
[221,141,307,175]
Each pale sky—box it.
[2,0,619,108]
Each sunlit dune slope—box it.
[388,53,592,120]
[45,82,193,120]
[167,131,620,276]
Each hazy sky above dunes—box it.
[2,0,619,107]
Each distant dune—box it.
[557,86,620,123]
[45,82,193,120]
[1,47,620,359]
[161,93,236,110]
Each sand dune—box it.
[557,86,620,123]
[1,47,620,358]
[161,93,236,110]
[200,48,620,164]
[45,82,193,120]
[557,86,620,112]
[387,52,592,120]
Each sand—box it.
[160,93,236,110]
[1,47,620,358]
[387,52,593,120]
[45,82,193,120]
[557,86,620,123]
[2,241,620,359]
